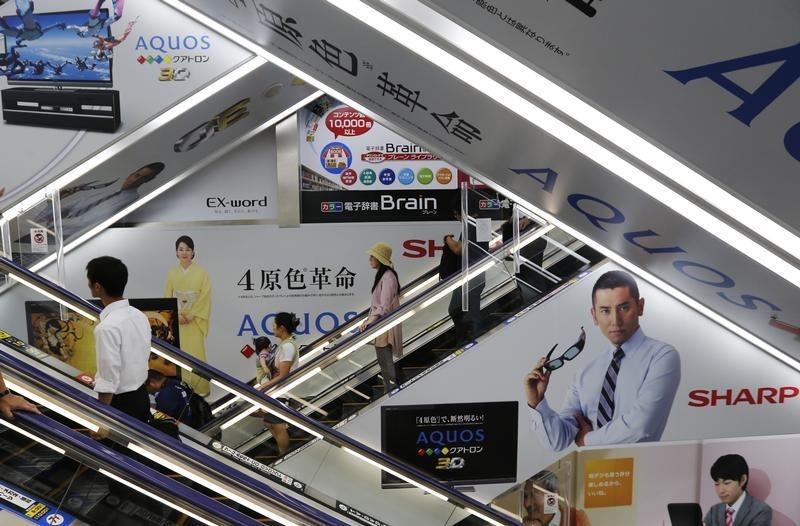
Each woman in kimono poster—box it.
[164,235,212,396]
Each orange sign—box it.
[583,457,634,508]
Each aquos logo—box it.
[238,311,358,336]
[136,34,212,81]
[135,34,212,53]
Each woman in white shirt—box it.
[260,312,300,456]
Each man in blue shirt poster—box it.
[524,270,681,451]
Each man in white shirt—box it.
[524,270,681,451]
[87,256,150,424]
[704,454,772,526]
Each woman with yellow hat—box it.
[362,242,403,394]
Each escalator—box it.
[206,206,602,463]
[0,376,330,525]
[0,252,521,525]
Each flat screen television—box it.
[381,401,518,488]
[1,8,113,87]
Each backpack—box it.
[185,385,212,429]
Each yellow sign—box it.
[583,457,634,508]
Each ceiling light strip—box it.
[484,186,800,372]
[4,57,267,220]
[316,1,799,287]
[378,0,800,259]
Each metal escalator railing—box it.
[211,227,599,477]
[0,255,519,526]
[213,220,589,427]
[1,409,266,526]
[0,346,348,526]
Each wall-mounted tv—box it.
[1,8,113,87]
[381,401,518,488]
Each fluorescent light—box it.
[3,57,267,222]
[403,275,439,298]
[24,89,322,276]
[211,396,240,416]
[285,394,328,416]
[211,380,322,438]
[150,348,193,373]
[0,418,66,454]
[126,444,301,526]
[2,379,100,433]
[336,341,368,361]
[468,510,508,526]
[420,282,461,309]
[218,404,258,431]
[98,469,217,526]
[310,1,800,289]
[342,447,449,501]
[495,187,800,373]
[370,0,800,270]
[270,367,322,398]
[5,270,98,321]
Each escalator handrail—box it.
[0,347,350,526]
[223,224,550,405]
[7,410,265,526]
[0,257,518,525]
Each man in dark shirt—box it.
[501,215,550,306]
[145,369,192,425]
[442,201,490,344]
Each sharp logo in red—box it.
[688,386,800,407]
[403,239,445,258]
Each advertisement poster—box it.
[334,261,800,512]
[381,401,518,487]
[24,298,179,377]
[0,0,252,207]
[179,0,800,379]
[500,434,800,525]
[424,0,800,235]
[299,96,459,222]
[28,221,458,392]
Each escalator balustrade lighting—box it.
[335,310,416,361]
[2,379,100,433]
[4,268,98,322]
[150,347,193,373]
[0,417,66,455]
[341,447,449,503]
[126,443,302,526]
[270,366,322,398]
[402,275,439,299]
[211,379,323,438]
[322,0,800,287]
[98,469,217,526]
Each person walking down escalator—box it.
[258,312,300,456]
[361,242,403,394]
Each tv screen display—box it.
[1,9,112,86]
[381,401,518,488]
